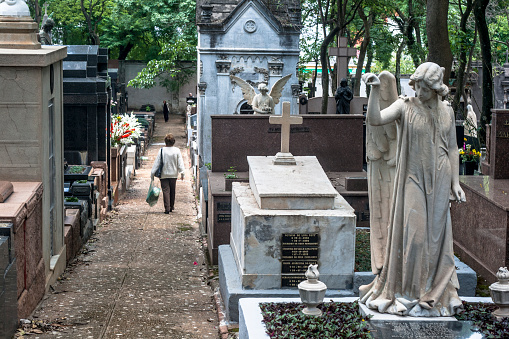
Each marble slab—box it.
[248,156,338,210]
[230,182,355,290]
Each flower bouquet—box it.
[460,144,481,163]
[111,113,142,147]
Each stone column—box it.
[0,5,68,291]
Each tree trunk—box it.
[474,0,493,140]
[118,42,134,60]
[452,0,474,118]
[426,0,453,85]
[354,10,373,96]
[320,26,340,114]
[395,41,405,95]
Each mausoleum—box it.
[196,0,302,165]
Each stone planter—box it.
[225,177,249,191]
[70,181,92,197]
[64,200,84,213]
[64,165,92,182]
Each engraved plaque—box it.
[217,213,231,222]
[281,233,319,287]
[281,275,305,288]
[216,202,231,211]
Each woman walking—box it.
[151,134,185,213]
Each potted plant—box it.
[460,144,480,175]
[64,165,93,182]
[111,113,142,148]
[64,196,84,213]
[224,166,249,191]
[71,180,92,197]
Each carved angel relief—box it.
[230,74,292,114]
[365,71,398,275]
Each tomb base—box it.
[219,245,354,322]
[231,181,356,291]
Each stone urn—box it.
[489,267,509,319]
[298,264,327,316]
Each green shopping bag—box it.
[146,179,161,207]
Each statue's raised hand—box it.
[362,73,380,86]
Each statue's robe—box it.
[360,97,463,317]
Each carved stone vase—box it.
[298,265,327,316]
[490,267,509,319]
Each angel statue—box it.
[230,74,292,114]
[359,62,466,317]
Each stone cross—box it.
[328,37,357,87]
[269,102,302,165]
[43,3,49,15]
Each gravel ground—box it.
[19,113,219,339]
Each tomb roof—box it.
[196,0,301,29]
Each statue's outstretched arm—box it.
[362,73,401,126]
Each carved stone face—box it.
[415,81,434,103]
[258,84,268,94]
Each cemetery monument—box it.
[219,102,356,321]
[230,73,292,114]
[0,0,68,322]
[196,0,301,165]
[360,63,466,317]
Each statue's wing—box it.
[230,75,256,105]
[269,74,292,105]
[366,71,399,275]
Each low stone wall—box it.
[211,114,364,173]
[0,182,45,318]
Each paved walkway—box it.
[26,113,219,338]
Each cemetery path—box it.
[27,113,219,338]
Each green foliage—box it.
[127,39,196,92]
[455,301,509,337]
[355,229,371,272]
[67,165,87,174]
[46,0,114,45]
[260,301,372,338]
[101,0,197,61]
[224,166,237,179]
[65,197,79,202]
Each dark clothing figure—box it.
[39,18,55,45]
[160,178,177,212]
[335,78,354,114]
[163,101,169,122]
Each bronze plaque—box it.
[281,233,319,287]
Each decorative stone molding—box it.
[291,84,301,97]
[216,60,231,74]
[201,5,213,23]
[198,82,207,95]
[254,67,269,83]
[268,62,283,76]
[200,60,203,76]
[218,54,228,60]
[244,20,257,33]
[229,67,244,77]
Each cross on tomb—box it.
[43,3,49,14]
[269,102,302,165]
[328,37,357,87]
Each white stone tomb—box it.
[230,155,356,290]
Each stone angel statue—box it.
[230,74,292,114]
[365,71,398,276]
[359,63,466,317]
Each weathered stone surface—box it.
[0,181,13,202]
